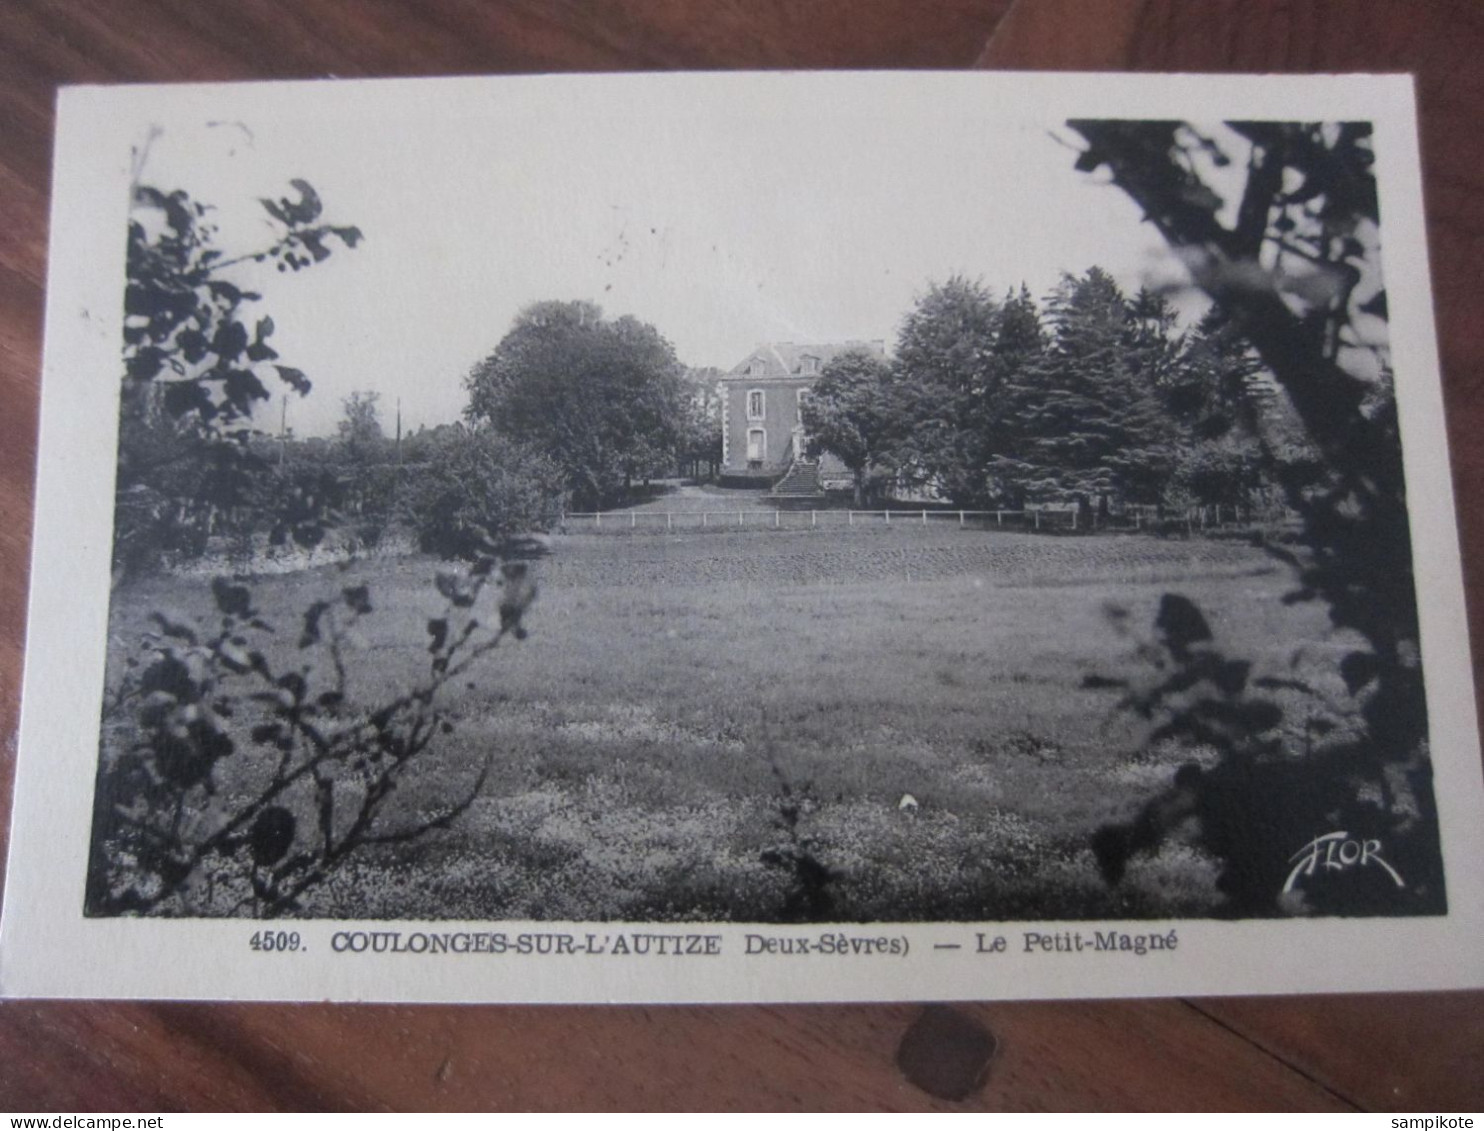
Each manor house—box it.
[717,340,885,485]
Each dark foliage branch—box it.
[123,179,361,432]
[88,541,537,917]
[116,177,362,577]
[1069,120,1442,913]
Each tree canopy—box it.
[799,346,899,506]
[464,301,689,510]
[999,269,1180,507]
[891,276,1006,505]
[336,390,386,462]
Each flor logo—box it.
[1284,831,1405,894]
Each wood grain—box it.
[0,1000,1358,1112]
[1,0,1481,1112]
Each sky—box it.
[138,77,1202,438]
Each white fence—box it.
[560,504,1292,533]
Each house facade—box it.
[717,340,885,482]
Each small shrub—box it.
[399,426,566,559]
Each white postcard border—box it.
[3,71,1482,1003]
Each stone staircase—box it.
[769,459,825,505]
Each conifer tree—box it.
[1003,268,1178,507]
[892,277,1003,505]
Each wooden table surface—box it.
[2,0,1481,1112]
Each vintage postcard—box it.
[3,71,1482,1003]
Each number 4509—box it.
[250,930,303,952]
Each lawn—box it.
[97,525,1350,922]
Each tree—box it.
[892,277,1007,505]
[1160,304,1276,511]
[800,347,899,506]
[678,366,725,481]
[1069,120,1443,914]
[115,179,362,575]
[995,269,1179,508]
[336,390,386,462]
[465,301,689,510]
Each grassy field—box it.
[100,524,1351,922]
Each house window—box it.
[749,359,766,376]
[747,428,766,463]
[747,389,765,420]
[801,355,820,375]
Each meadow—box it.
[100,524,1351,922]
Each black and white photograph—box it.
[4,72,1483,1002]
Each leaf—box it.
[148,611,198,645]
[1340,651,1380,694]
[274,365,311,396]
[212,320,249,361]
[125,346,168,382]
[426,617,449,653]
[246,316,279,362]
[299,229,331,263]
[342,585,373,615]
[299,600,332,648]
[217,641,253,673]
[276,671,308,704]
[163,381,215,419]
[332,225,363,248]
[287,179,324,224]
[223,367,270,409]
[211,577,255,618]
[1155,594,1212,655]
[265,179,324,227]
[207,280,244,304]
[177,329,210,364]
[249,806,296,866]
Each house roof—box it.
[724,340,886,381]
